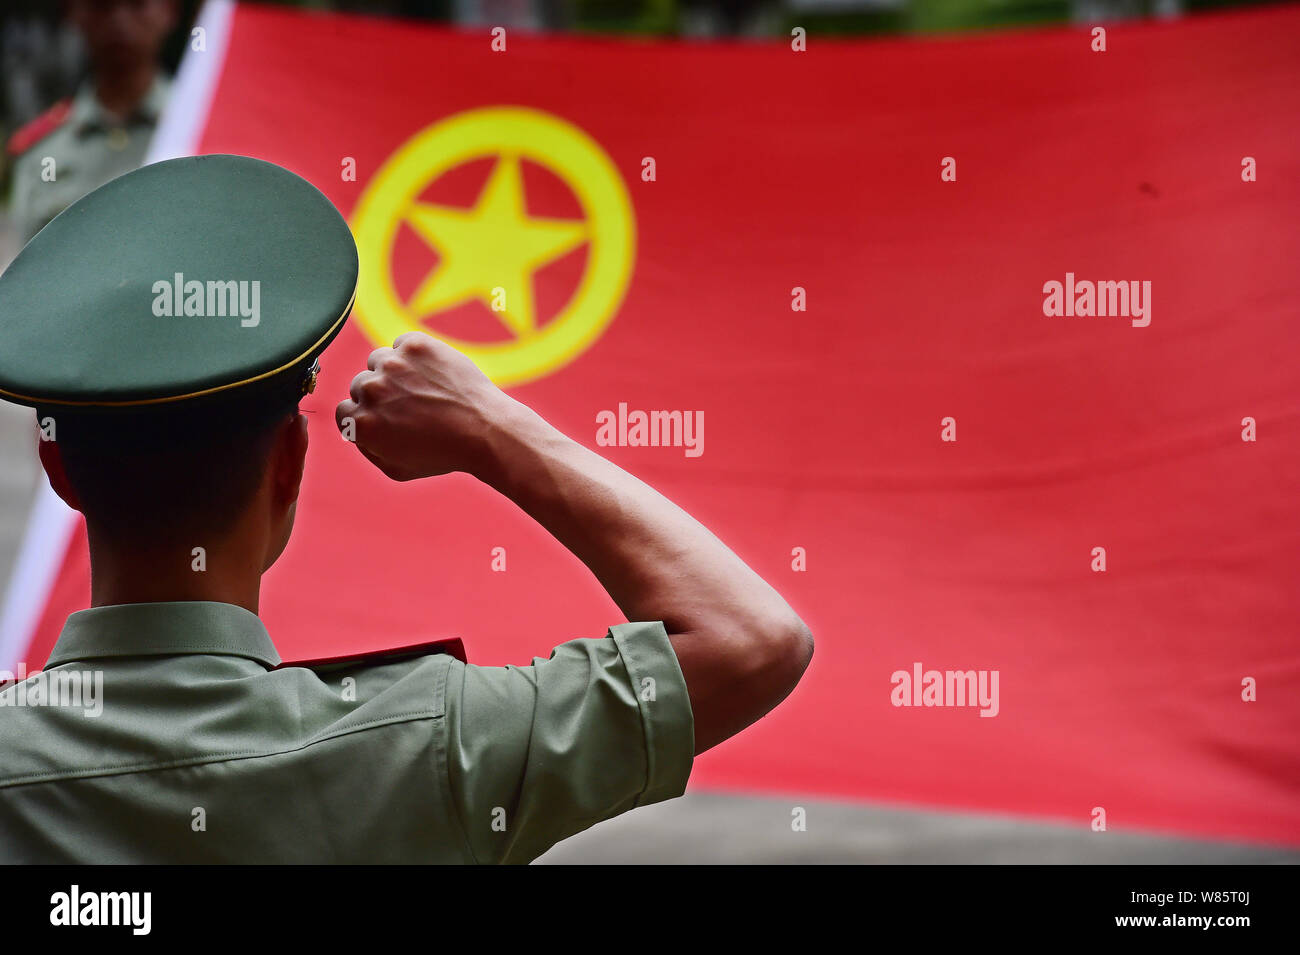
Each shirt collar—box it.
[46,601,281,669]
[70,74,171,133]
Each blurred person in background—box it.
[7,0,176,243]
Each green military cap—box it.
[0,154,357,420]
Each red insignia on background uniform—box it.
[6,98,72,157]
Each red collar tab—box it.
[275,637,467,670]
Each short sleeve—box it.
[443,621,694,864]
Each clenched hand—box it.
[335,332,513,481]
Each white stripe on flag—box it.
[148,0,236,164]
[0,483,75,672]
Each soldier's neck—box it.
[86,529,262,616]
[93,62,158,121]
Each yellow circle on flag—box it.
[350,107,636,386]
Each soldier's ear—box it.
[37,432,83,513]
[269,413,309,508]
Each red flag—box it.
[9,2,1300,845]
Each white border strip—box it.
[0,483,76,671]
[0,0,236,672]
[147,0,235,164]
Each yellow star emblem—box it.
[404,154,588,337]
[351,106,636,387]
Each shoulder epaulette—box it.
[275,637,468,670]
[7,99,73,157]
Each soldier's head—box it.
[0,155,357,582]
[39,398,309,572]
[69,0,177,74]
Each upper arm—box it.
[443,621,694,864]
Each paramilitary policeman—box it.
[0,155,813,863]
[7,0,175,243]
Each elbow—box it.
[766,614,814,690]
[790,617,814,676]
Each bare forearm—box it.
[474,398,797,640]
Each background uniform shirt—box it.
[0,601,694,863]
[8,76,170,243]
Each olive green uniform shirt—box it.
[0,602,694,863]
[10,76,170,243]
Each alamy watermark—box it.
[50,885,150,935]
[890,662,999,717]
[0,664,103,717]
[151,272,261,327]
[595,402,703,457]
[1042,273,1150,327]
